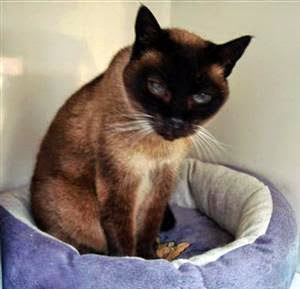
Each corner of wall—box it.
[0,1,4,190]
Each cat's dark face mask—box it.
[123,6,252,141]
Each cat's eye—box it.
[147,78,167,97]
[192,92,212,104]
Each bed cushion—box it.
[0,159,298,289]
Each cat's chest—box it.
[127,153,175,206]
[127,152,170,173]
[113,141,187,205]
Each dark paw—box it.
[139,250,158,260]
[107,249,124,257]
[137,246,158,259]
[160,204,176,232]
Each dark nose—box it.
[169,117,184,129]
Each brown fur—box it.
[31,46,190,257]
[169,28,206,47]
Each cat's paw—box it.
[160,204,176,232]
[140,251,158,260]
[137,247,158,259]
[107,249,124,257]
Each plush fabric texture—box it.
[0,159,298,289]
[171,160,273,267]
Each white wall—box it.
[171,2,300,229]
[0,1,170,189]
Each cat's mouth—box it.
[156,128,190,141]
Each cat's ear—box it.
[217,35,252,77]
[132,5,162,58]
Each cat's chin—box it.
[161,135,177,141]
[158,132,185,142]
[152,125,193,142]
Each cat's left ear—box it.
[217,35,252,77]
[132,5,162,59]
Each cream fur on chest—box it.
[127,152,175,206]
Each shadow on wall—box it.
[3,28,95,189]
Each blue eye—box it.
[192,92,212,104]
[147,78,167,97]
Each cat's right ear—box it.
[132,5,162,59]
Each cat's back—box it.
[43,46,132,150]
[37,74,104,161]
[32,47,132,183]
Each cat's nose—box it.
[169,117,184,129]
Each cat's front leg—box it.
[136,165,176,259]
[99,173,140,257]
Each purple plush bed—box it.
[0,159,298,289]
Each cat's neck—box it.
[99,46,137,120]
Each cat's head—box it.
[123,6,252,141]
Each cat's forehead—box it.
[138,29,224,83]
[168,28,206,48]
[139,28,212,71]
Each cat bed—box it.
[0,159,298,289]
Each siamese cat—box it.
[31,6,251,258]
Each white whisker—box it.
[196,126,230,150]
[194,133,216,162]
[197,131,226,155]
[126,126,154,147]
[120,112,154,121]
[190,125,228,164]
[189,136,205,160]
[106,119,151,132]
[195,131,219,163]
